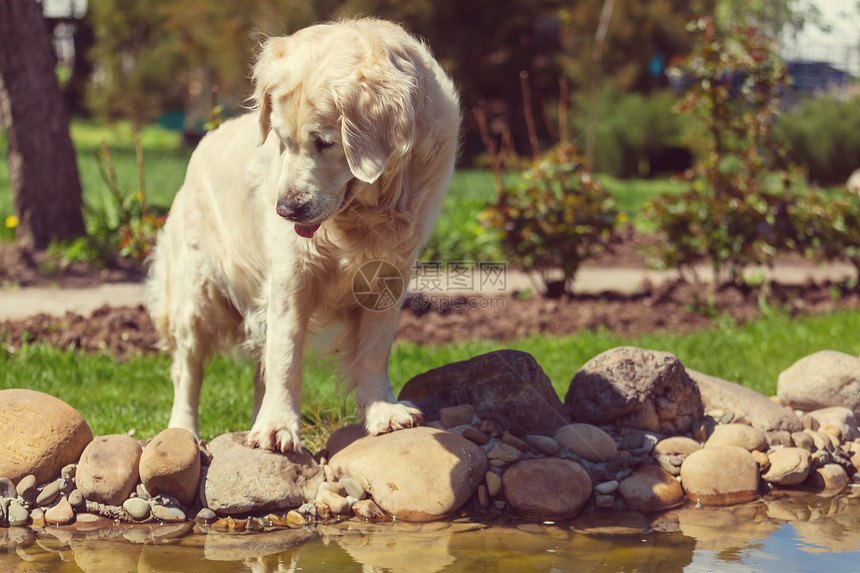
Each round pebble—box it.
[501,433,529,453]
[67,489,84,509]
[7,500,30,526]
[705,424,766,452]
[36,480,61,507]
[463,427,490,445]
[762,447,812,486]
[805,463,848,493]
[15,475,36,502]
[123,497,152,520]
[485,471,502,497]
[45,497,75,525]
[594,480,619,495]
[487,442,522,464]
[151,504,186,522]
[527,435,560,456]
[680,446,759,506]
[617,465,684,512]
[195,508,217,523]
[503,458,592,520]
[29,508,46,528]
[554,423,618,463]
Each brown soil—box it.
[2,239,859,357]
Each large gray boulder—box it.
[777,351,860,416]
[565,347,703,435]
[399,350,569,436]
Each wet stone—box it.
[140,427,201,507]
[487,442,522,464]
[195,508,217,523]
[805,463,848,493]
[500,432,529,453]
[7,500,29,527]
[123,497,151,520]
[76,434,142,506]
[319,489,350,516]
[29,508,45,528]
[527,435,560,456]
[152,504,186,522]
[680,446,759,506]
[594,480,619,495]
[439,404,475,428]
[44,497,75,525]
[463,427,490,445]
[617,465,684,512]
[351,499,390,522]
[503,458,592,520]
[36,480,61,507]
[554,423,618,463]
[286,509,309,526]
[0,477,16,499]
[762,447,812,486]
[15,474,36,502]
[67,489,84,509]
[339,477,366,501]
[0,389,93,485]
[705,424,767,452]
[792,432,815,452]
[485,471,502,497]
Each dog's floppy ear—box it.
[251,36,291,146]
[336,51,416,184]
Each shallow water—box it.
[2,488,857,572]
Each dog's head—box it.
[251,22,417,238]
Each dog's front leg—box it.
[246,274,308,453]
[352,307,424,435]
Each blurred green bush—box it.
[774,96,860,186]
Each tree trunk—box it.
[0,0,85,250]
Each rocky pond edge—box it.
[1,346,859,535]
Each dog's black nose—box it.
[276,199,309,221]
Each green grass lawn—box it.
[4,308,859,451]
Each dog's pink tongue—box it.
[295,223,321,238]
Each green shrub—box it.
[480,144,619,297]
[792,188,860,280]
[774,97,860,186]
[575,90,692,178]
[645,18,797,283]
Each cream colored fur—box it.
[145,19,460,452]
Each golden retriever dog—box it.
[145,19,460,452]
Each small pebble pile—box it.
[1,346,859,532]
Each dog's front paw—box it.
[246,417,302,453]
[364,400,424,435]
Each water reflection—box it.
[1,489,857,572]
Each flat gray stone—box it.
[200,432,322,516]
[688,369,802,432]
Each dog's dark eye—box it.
[311,132,334,153]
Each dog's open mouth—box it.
[294,223,321,238]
